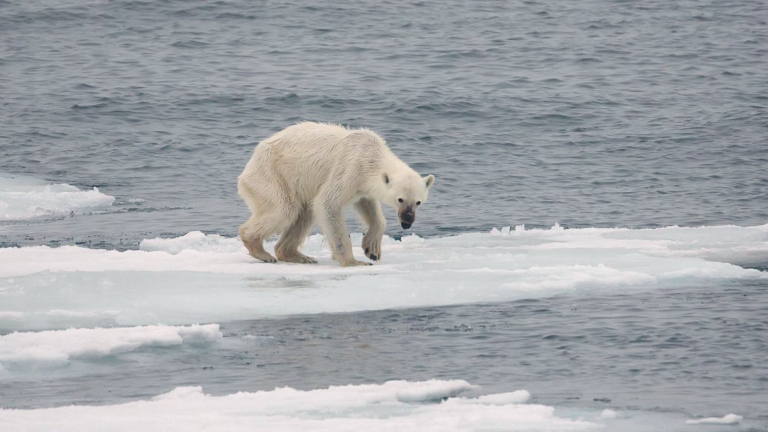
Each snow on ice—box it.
[0,380,602,432]
[1,224,766,330]
[0,324,221,369]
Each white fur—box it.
[238,122,435,266]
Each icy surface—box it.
[1,225,765,329]
[0,173,114,221]
[686,414,743,425]
[0,380,601,432]
[0,324,220,369]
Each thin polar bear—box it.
[237,122,435,267]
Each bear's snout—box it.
[399,207,415,230]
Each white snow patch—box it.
[0,225,766,328]
[492,223,768,268]
[140,231,241,255]
[0,173,114,221]
[0,324,220,369]
[0,381,600,432]
[686,413,742,425]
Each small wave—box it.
[215,12,255,20]
[171,40,209,49]
[72,103,109,110]
[576,57,602,63]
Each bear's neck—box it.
[380,148,411,176]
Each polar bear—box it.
[237,122,435,267]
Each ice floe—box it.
[0,224,765,329]
[0,324,220,369]
[0,173,114,221]
[686,413,742,425]
[0,380,602,432]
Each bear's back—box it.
[265,122,383,165]
[251,122,386,200]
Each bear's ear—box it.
[424,174,435,189]
[382,173,390,186]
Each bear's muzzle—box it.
[399,207,415,230]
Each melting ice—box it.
[0,380,601,432]
[1,223,764,431]
[0,173,114,221]
[0,324,220,370]
[1,224,766,330]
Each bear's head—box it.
[381,172,435,229]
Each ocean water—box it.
[1,0,768,430]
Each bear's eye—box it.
[416,201,421,206]
[398,198,404,203]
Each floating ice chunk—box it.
[1,225,766,329]
[600,409,618,419]
[0,324,221,369]
[0,173,114,221]
[0,380,599,432]
[686,413,742,425]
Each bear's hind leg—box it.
[239,215,278,263]
[241,201,298,264]
[275,204,317,264]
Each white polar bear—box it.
[237,122,435,267]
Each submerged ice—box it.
[0,173,114,221]
[0,224,766,330]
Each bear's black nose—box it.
[401,222,412,230]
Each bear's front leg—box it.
[354,197,385,261]
[315,196,371,267]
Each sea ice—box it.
[0,380,601,432]
[685,413,742,425]
[0,224,765,329]
[0,173,114,221]
[0,324,221,369]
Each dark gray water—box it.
[2,0,768,429]
[3,283,767,423]
[2,0,768,247]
